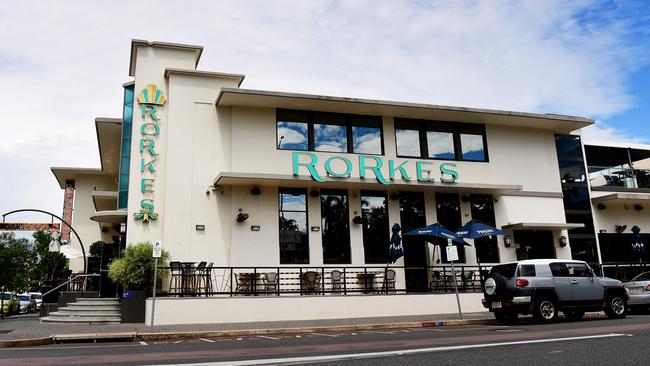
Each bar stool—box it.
[169,261,183,295]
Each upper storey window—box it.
[395,118,488,162]
[277,109,383,155]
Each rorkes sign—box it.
[292,152,459,185]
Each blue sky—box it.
[1,0,650,226]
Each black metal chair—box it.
[263,272,279,294]
[382,269,396,293]
[331,270,343,294]
[169,261,183,295]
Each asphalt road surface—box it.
[2,314,650,365]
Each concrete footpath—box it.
[0,312,495,347]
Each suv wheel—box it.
[564,310,585,321]
[533,297,558,323]
[494,309,518,324]
[605,295,627,319]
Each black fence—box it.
[153,265,490,297]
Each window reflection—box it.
[277,121,308,150]
[314,124,347,152]
[279,189,309,264]
[427,131,455,159]
[460,134,485,161]
[361,191,389,264]
[435,193,465,263]
[396,129,421,157]
[352,126,381,154]
[321,190,351,264]
[470,194,499,263]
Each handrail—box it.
[42,274,100,298]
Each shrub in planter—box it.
[108,242,170,293]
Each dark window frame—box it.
[276,109,385,156]
[320,188,352,264]
[278,188,310,265]
[394,118,489,162]
[360,190,390,264]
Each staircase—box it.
[41,298,121,324]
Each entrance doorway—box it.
[514,230,556,260]
[399,191,428,292]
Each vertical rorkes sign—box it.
[133,84,166,223]
[61,180,75,242]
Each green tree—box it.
[32,230,52,258]
[0,232,37,291]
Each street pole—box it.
[1,286,4,319]
[150,258,158,327]
[450,259,463,320]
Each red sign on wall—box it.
[61,181,75,242]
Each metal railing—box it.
[588,166,650,189]
[593,263,650,282]
[42,273,101,298]
[153,265,490,297]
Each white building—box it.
[50,40,649,324]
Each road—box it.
[1,314,650,365]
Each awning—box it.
[592,193,650,204]
[213,172,523,195]
[90,210,127,224]
[501,222,584,231]
[92,191,118,212]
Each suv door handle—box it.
[570,280,579,284]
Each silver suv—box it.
[482,259,628,324]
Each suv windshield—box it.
[1,294,11,301]
[18,295,29,302]
[490,263,517,279]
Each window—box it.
[470,194,499,263]
[395,128,421,157]
[518,265,536,277]
[632,272,650,281]
[550,262,569,277]
[566,263,592,277]
[427,131,455,159]
[321,189,351,264]
[279,189,309,264]
[435,193,465,263]
[395,118,488,162]
[361,191,389,263]
[277,109,383,155]
[490,264,517,279]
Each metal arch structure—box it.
[1,209,87,274]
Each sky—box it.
[0,0,649,226]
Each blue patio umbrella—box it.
[403,223,469,245]
[455,219,506,239]
[455,219,506,282]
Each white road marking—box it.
[309,332,338,338]
[236,338,243,341]
[139,341,148,346]
[362,330,396,335]
[548,350,563,354]
[199,338,216,343]
[257,335,279,340]
[173,340,183,344]
[295,335,301,338]
[155,333,631,366]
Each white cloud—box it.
[0,0,648,222]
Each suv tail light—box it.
[646,284,650,291]
[516,279,529,287]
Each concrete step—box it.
[41,316,121,324]
[68,301,120,307]
[56,308,121,315]
[59,305,120,311]
[76,298,120,303]
[50,311,122,317]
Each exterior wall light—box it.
[559,235,568,247]
[236,209,249,223]
[352,215,363,225]
[503,235,512,248]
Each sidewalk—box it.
[0,312,494,347]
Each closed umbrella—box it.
[455,219,506,283]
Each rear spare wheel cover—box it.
[485,278,497,295]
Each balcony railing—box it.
[153,265,490,297]
[588,166,650,189]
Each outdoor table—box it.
[356,273,376,294]
[237,273,261,294]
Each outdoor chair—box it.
[263,272,279,294]
[330,270,343,294]
[430,271,443,292]
[462,271,476,291]
[169,261,183,295]
[195,262,213,296]
[235,273,253,294]
[192,262,207,295]
[302,271,321,294]
[382,269,396,293]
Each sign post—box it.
[150,240,162,327]
[446,238,463,320]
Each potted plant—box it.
[108,242,169,323]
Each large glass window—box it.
[321,189,351,264]
[470,194,499,263]
[361,191,389,263]
[279,189,309,264]
[427,131,455,159]
[118,84,134,209]
[276,109,383,155]
[277,110,309,151]
[395,129,421,157]
[435,193,465,263]
[395,118,488,162]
